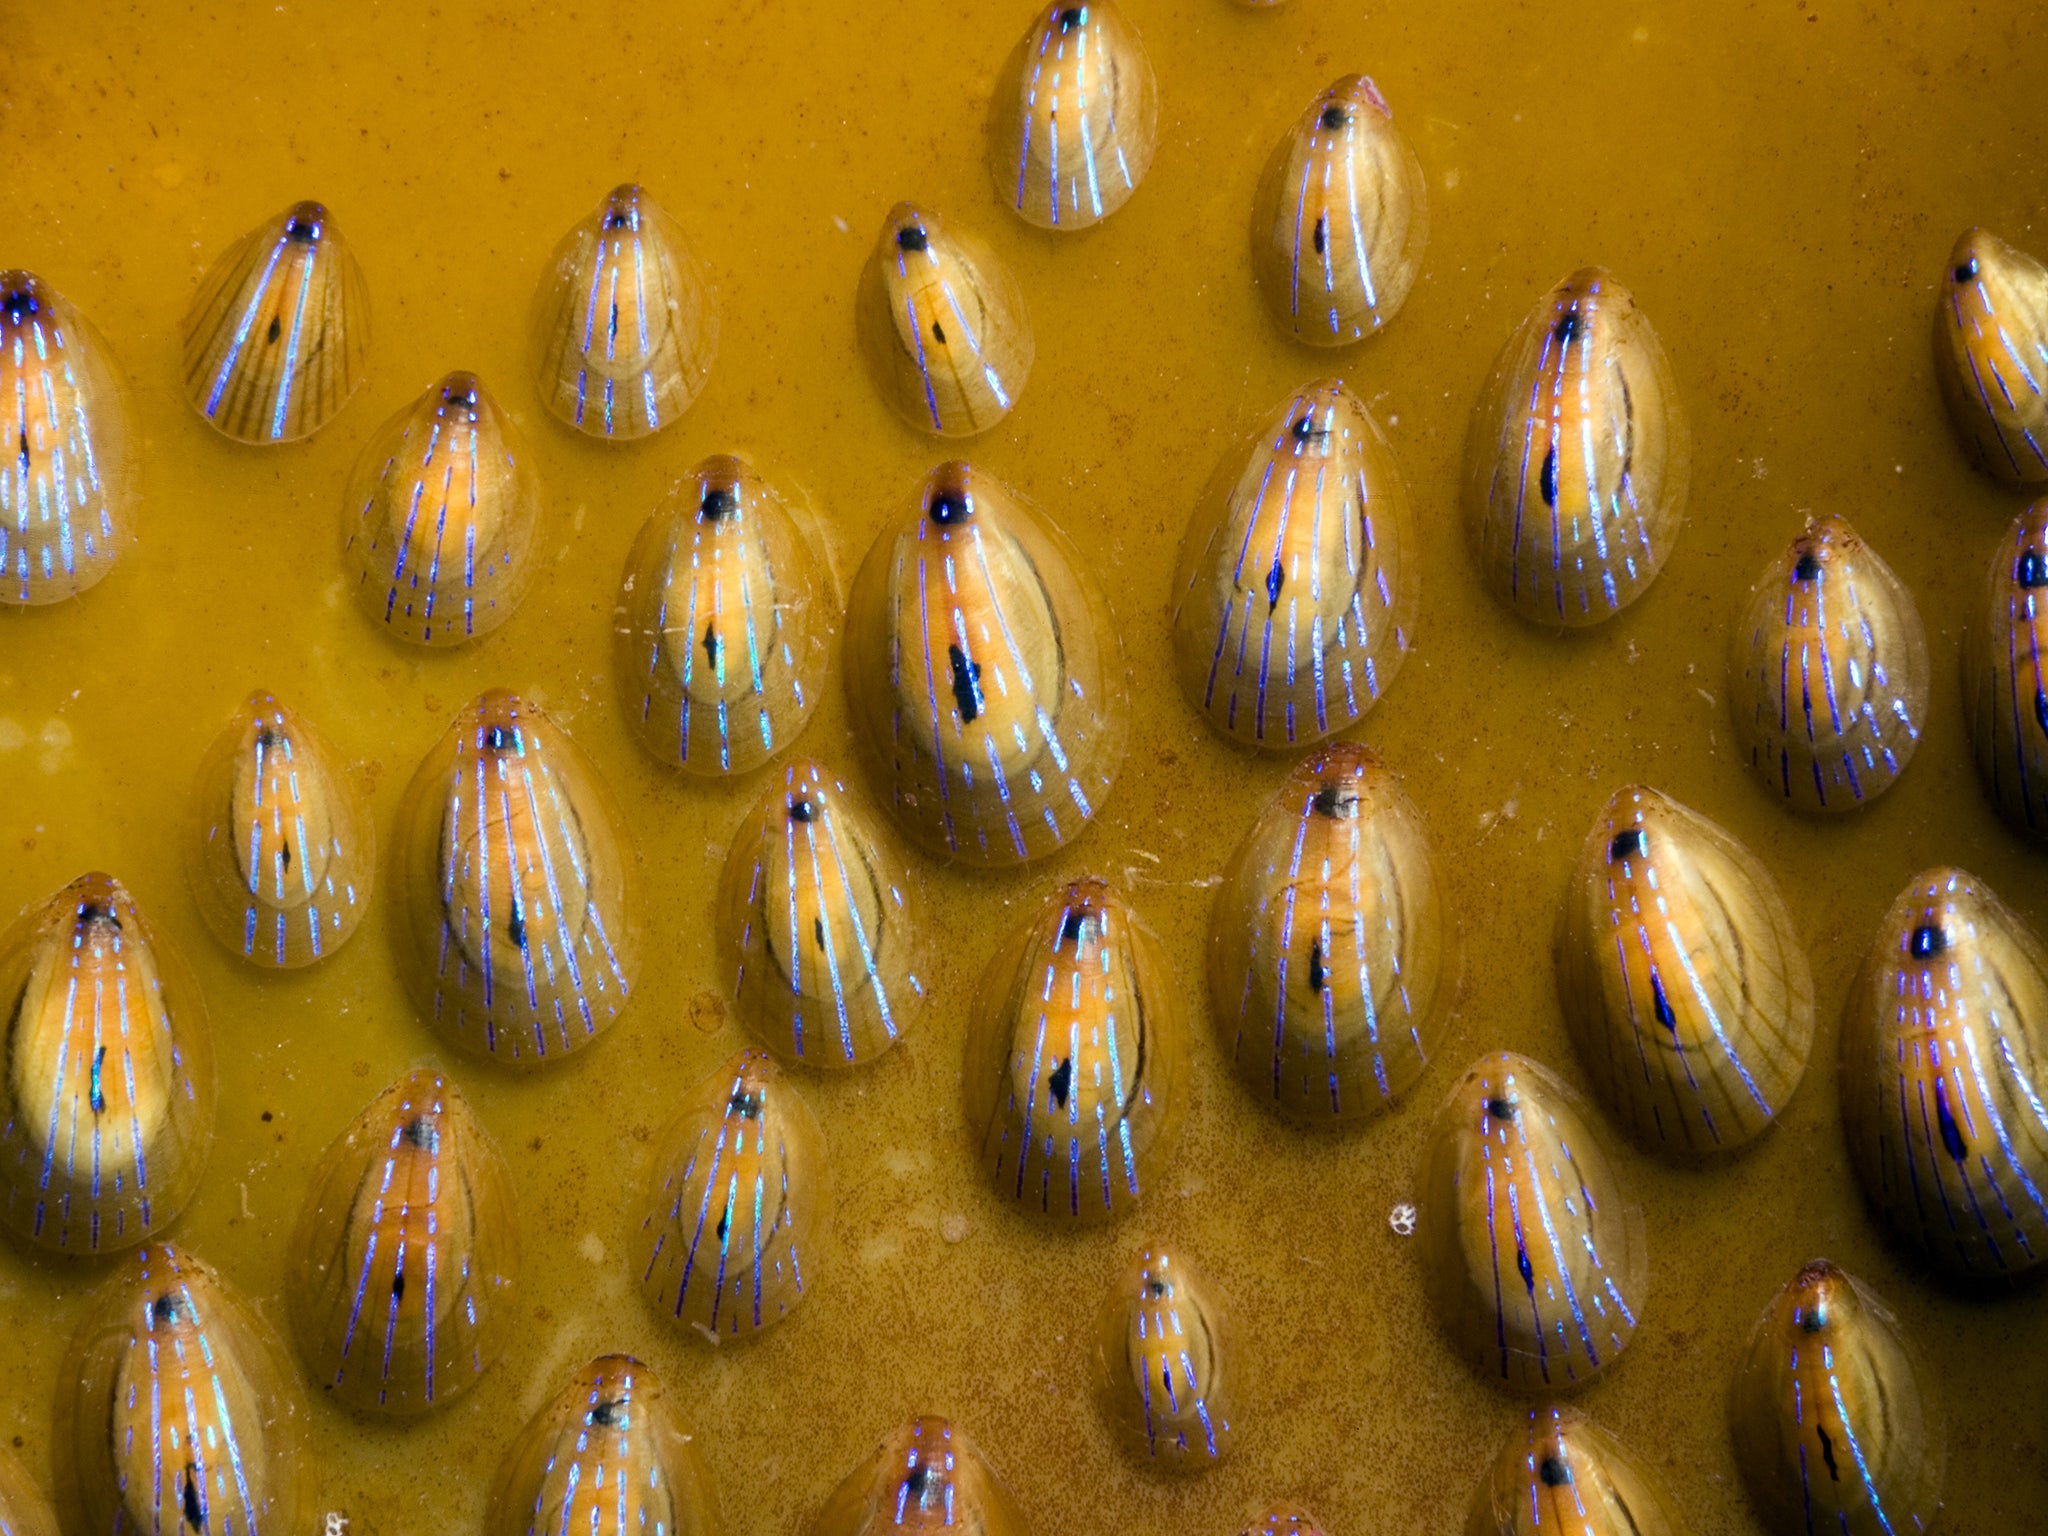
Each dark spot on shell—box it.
[947,642,984,723]
[1608,828,1646,862]
[89,1046,107,1114]
[1048,1056,1073,1109]
[443,376,480,409]
[813,916,827,952]
[896,226,930,253]
[1307,938,1326,994]
[484,723,514,752]
[1059,6,1085,30]
[928,488,971,524]
[1143,1275,1171,1298]
[1817,1423,1841,1482]
[1539,1455,1572,1488]
[601,200,639,233]
[505,909,526,948]
[1319,105,1350,130]
[16,428,27,463]
[1290,413,1327,442]
[181,1463,206,1531]
[703,623,722,671]
[699,485,736,520]
[391,1270,406,1301]
[0,285,38,324]
[403,1115,439,1152]
[716,1206,730,1240]
[1311,784,1359,819]
[1539,445,1559,507]
[151,1292,188,1326]
[2016,550,2048,589]
[788,797,815,823]
[1650,972,1677,1033]
[1553,310,1580,345]
[265,315,282,345]
[78,898,118,927]
[1799,1303,1828,1333]
[904,1464,936,1501]
[1312,215,1327,256]
[1935,1078,1968,1161]
[283,210,322,243]
[590,1396,628,1428]
[932,319,947,345]
[1487,1096,1517,1121]
[1265,557,1285,610]
[1794,550,1822,583]
[1516,1244,1535,1288]
[1909,924,1948,960]
[728,1088,763,1120]
[1955,256,1980,282]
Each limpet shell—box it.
[1465,1404,1683,1535]
[1238,1508,1323,1536]
[1934,227,2048,484]
[1421,1052,1649,1393]
[1728,514,1929,813]
[287,1069,518,1414]
[1093,1244,1237,1471]
[1170,378,1417,748]
[810,1416,1028,1536]
[1463,267,1689,627]
[1729,1259,1945,1536]
[1555,785,1815,1159]
[1962,497,2048,842]
[1208,742,1455,1123]
[0,873,214,1254]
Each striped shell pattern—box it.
[1963,497,2048,842]
[810,1417,1028,1536]
[1935,226,2048,484]
[1093,1244,1236,1470]
[1464,1404,1683,1536]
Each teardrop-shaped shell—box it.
[0,1447,54,1536]
[1728,515,1930,813]
[187,689,373,969]
[1208,743,1455,1123]
[1093,1245,1237,1470]
[614,453,831,774]
[1962,498,2048,842]
[1170,380,1418,748]
[1421,1052,1649,1393]
[1238,1509,1323,1536]
[844,462,1127,866]
[0,273,134,605]
[485,1355,718,1536]
[0,874,214,1254]
[1934,227,2048,484]
[986,1,1158,231]
[1465,1404,1682,1535]
[715,758,930,1069]
[1839,868,2048,1281]
[182,200,369,444]
[286,1070,518,1414]
[1730,1260,1945,1536]
[57,1243,310,1536]
[1555,785,1815,1160]
[810,1416,1028,1536]
[634,1049,829,1338]
[342,370,542,646]
[1463,268,1690,627]
[393,690,640,1065]
[964,878,1187,1222]
[1250,76,1429,346]
[531,183,717,440]
[857,203,1033,437]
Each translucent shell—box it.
[1839,868,2048,1281]
[182,200,369,444]
[342,371,542,646]
[963,878,1188,1222]
[0,272,134,604]
[715,758,929,1068]
[1250,76,1429,346]
[57,1243,310,1536]
[1239,1509,1323,1536]
[1727,514,1930,813]
[287,1070,518,1414]
[844,462,1127,866]
[1962,498,2048,842]
[810,1416,1028,1536]
[1934,227,2048,484]
[634,1049,829,1338]
[1093,1244,1237,1470]
[1464,1404,1683,1536]
[0,1442,56,1536]
[987,1,1158,231]
[1729,1260,1945,1536]
[1169,379,1417,748]
[531,183,717,440]
[1463,268,1690,627]
[856,203,1034,437]
[393,690,640,1065]
[187,689,373,969]
[614,453,831,774]
[1555,785,1815,1160]
[1421,1052,1649,1393]
[0,874,214,1254]
[485,1355,718,1536]
[1208,743,1454,1123]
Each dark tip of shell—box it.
[700,484,737,520]
[1486,1095,1517,1121]
[601,186,644,231]
[2017,550,2048,589]
[1798,1303,1829,1333]
[1608,828,1646,862]
[484,723,515,752]
[896,225,929,253]
[788,796,816,823]
[1793,550,1821,583]
[440,373,481,409]
[0,282,40,324]
[728,1088,764,1120]
[928,488,971,524]
[1058,6,1085,29]
[1310,784,1359,819]
[1319,105,1350,131]
[283,202,327,243]
[402,1115,441,1151]
[1553,310,1580,345]
[1908,923,1948,960]
[1954,256,1980,283]
[1539,1455,1572,1487]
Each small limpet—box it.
[1934,226,2048,484]
[1465,1404,1682,1535]
[810,1416,1027,1536]
[1093,1244,1237,1470]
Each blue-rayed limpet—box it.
[1962,497,2048,843]
[1730,1260,1945,1536]
[811,1416,1028,1536]
[987,1,1158,232]
[1240,1508,1323,1536]
[0,272,134,605]
[56,1242,310,1536]
[1465,1404,1682,1535]
[182,200,369,444]
[0,873,214,1254]
[1839,867,2048,1282]
[393,690,640,1066]
[1094,1244,1237,1472]
[342,370,542,646]
[613,453,831,775]
[187,689,373,969]
[964,878,1187,1222]
[0,1441,56,1536]
[1250,76,1429,346]
[715,758,929,1069]
[1934,227,2048,484]
[856,202,1033,437]
[634,1049,829,1338]
[1170,379,1417,748]
[1728,514,1929,814]
[531,183,717,440]
[287,1070,518,1415]
[485,1355,718,1536]
[1463,268,1689,627]
[844,461,1127,866]
[1421,1052,1648,1394]
[1208,743,1455,1124]
[1555,785,1815,1160]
